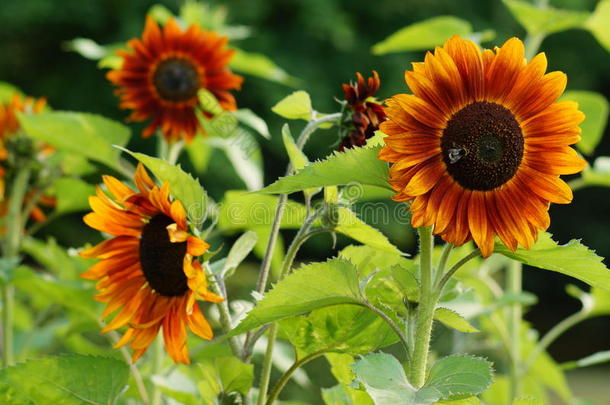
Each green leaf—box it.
[0,355,129,405]
[503,0,589,35]
[271,90,312,120]
[234,109,270,139]
[279,305,398,357]
[582,156,610,187]
[562,350,610,370]
[371,16,471,55]
[18,111,131,172]
[561,91,609,155]
[22,236,92,280]
[54,178,96,215]
[326,354,374,405]
[230,48,299,86]
[322,385,353,405]
[63,37,107,59]
[434,308,479,333]
[585,0,610,52]
[148,4,174,24]
[0,82,22,103]
[230,259,362,335]
[335,208,400,254]
[282,124,308,170]
[198,356,254,401]
[495,232,610,290]
[512,399,545,405]
[222,230,258,277]
[121,149,208,226]
[352,353,417,403]
[208,131,264,190]
[261,146,391,194]
[425,355,494,399]
[186,134,213,173]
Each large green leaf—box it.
[561,91,609,155]
[0,355,129,405]
[230,259,362,335]
[503,0,589,35]
[261,146,391,194]
[371,16,471,55]
[198,356,254,400]
[122,150,208,226]
[230,48,299,86]
[585,0,610,52]
[495,232,610,290]
[18,111,131,172]
[335,208,400,254]
[54,177,96,215]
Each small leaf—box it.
[495,232,610,290]
[54,177,96,215]
[271,91,312,120]
[261,146,391,194]
[425,355,494,399]
[582,156,610,187]
[230,48,299,86]
[0,355,129,405]
[372,16,471,55]
[122,149,208,226]
[434,308,479,333]
[222,231,258,277]
[19,111,131,172]
[282,124,308,170]
[585,0,610,52]
[230,259,362,335]
[352,353,417,403]
[503,0,589,35]
[233,108,270,139]
[561,90,609,155]
[562,350,610,370]
[335,208,400,254]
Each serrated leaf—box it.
[434,308,479,333]
[335,208,400,254]
[0,355,129,405]
[585,0,610,52]
[372,16,472,55]
[326,354,374,405]
[261,146,391,194]
[230,259,363,335]
[271,90,312,120]
[561,91,609,155]
[121,149,208,226]
[503,0,589,35]
[233,108,270,139]
[54,177,96,215]
[495,232,610,290]
[425,355,494,399]
[18,111,131,172]
[222,231,258,277]
[230,48,299,86]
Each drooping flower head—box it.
[80,164,223,363]
[107,16,243,142]
[379,36,586,257]
[338,71,387,151]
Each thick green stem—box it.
[409,226,437,388]
[2,167,31,367]
[507,260,523,400]
[265,351,324,405]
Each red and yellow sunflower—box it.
[107,16,243,142]
[379,35,586,257]
[80,164,223,364]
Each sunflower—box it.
[107,16,243,142]
[379,35,586,257]
[80,164,223,364]
[338,71,387,151]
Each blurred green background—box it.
[1,0,609,400]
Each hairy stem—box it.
[362,301,411,361]
[2,167,31,367]
[437,249,481,291]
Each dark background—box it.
[1,0,609,376]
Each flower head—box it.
[81,164,223,363]
[107,16,243,142]
[379,36,586,257]
[338,71,387,151]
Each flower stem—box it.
[151,337,164,405]
[507,260,523,400]
[409,226,437,388]
[265,350,325,405]
[2,167,31,367]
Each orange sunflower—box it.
[80,164,223,364]
[379,35,586,257]
[107,16,243,142]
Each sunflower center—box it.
[152,58,200,102]
[139,214,188,297]
[441,101,523,191]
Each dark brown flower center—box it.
[140,214,188,297]
[441,101,523,191]
[152,57,200,102]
